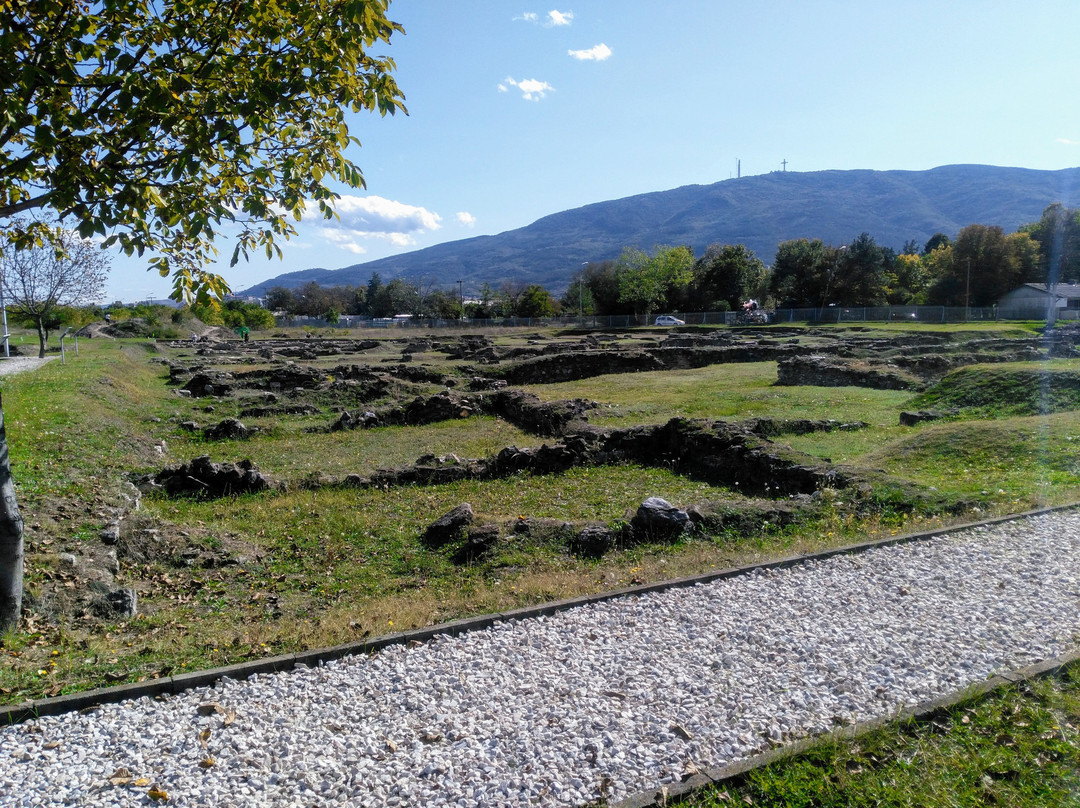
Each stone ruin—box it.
[776,355,922,390]
[328,388,597,437]
[137,455,273,497]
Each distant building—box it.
[997,283,1080,320]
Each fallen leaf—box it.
[670,723,693,741]
[223,708,237,727]
[418,729,444,744]
[385,739,398,752]
[198,728,211,747]
[147,785,169,801]
[197,702,225,717]
[133,777,151,787]
[107,767,132,786]
[42,741,61,750]
[198,757,215,769]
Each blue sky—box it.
[108,0,1080,301]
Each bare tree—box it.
[1,225,110,357]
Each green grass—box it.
[1,342,173,508]
[165,415,535,479]
[681,663,1080,808]
[833,413,1080,508]
[908,361,1080,417]
[522,362,912,428]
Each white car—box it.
[654,315,685,326]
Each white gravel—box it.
[2,510,1079,807]
[0,357,55,377]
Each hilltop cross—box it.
[781,159,788,172]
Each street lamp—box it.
[820,245,846,323]
[579,262,588,322]
[965,258,971,323]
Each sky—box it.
[105,0,1080,302]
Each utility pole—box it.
[456,279,463,311]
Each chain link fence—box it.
[278,305,1074,330]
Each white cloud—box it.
[332,194,441,233]
[497,82,508,92]
[568,42,611,61]
[516,9,572,26]
[1057,137,1080,146]
[456,212,477,227]
[316,228,369,255]
[503,77,554,101]
[313,194,442,252]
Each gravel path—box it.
[0,356,55,377]
[2,511,1078,807]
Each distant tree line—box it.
[264,204,1080,319]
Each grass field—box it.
[1,322,1077,804]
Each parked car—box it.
[654,315,685,326]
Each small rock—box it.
[630,497,690,542]
[91,587,137,619]
[422,504,475,548]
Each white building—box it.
[997,283,1080,320]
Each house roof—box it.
[1018,283,1080,299]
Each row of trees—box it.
[265,204,1080,322]
[265,274,562,321]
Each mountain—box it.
[238,164,1080,296]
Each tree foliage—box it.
[515,284,557,318]
[769,238,827,308]
[1020,204,1080,287]
[691,243,767,311]
[222,299,275,330]
[832,232,894,306]
[368,277,419,317]
[579,260,621,315]
[560,277,595,316]
[0,223,110,356]
[0,0,406,303]
[925,225,1039,306]
[615,245,693,316]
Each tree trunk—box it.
[0,393,24,634]
[36,316,46,358]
